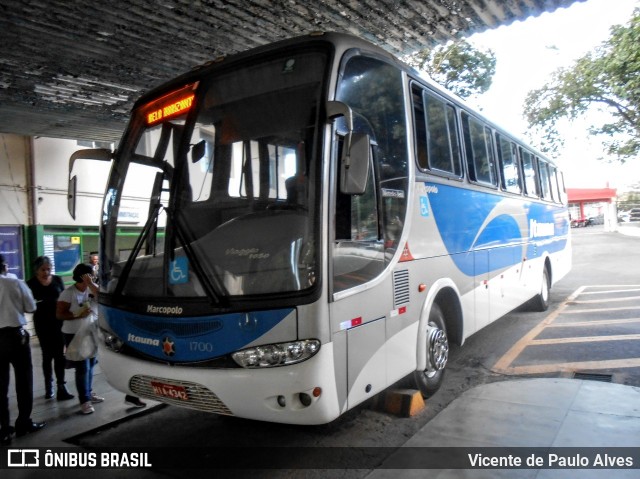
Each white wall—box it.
[2,135,114,337]
[2,135,154,230]
[33,137,112,226]
[0,134,30,225]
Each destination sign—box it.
[144,84,197,125]
[146,94,194,125]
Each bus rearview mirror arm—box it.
[67,148,114,219]
[326,101,371,195]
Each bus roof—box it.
[133,31,559,167]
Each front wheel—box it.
[414,303,449,398]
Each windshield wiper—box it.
[113,203,226,306]
[113,201,164,297]
[165,207,227,306]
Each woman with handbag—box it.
[27,256,74,401]
[56,263,104,415]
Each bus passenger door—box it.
[330,53,410,410]
[331,150,393,408]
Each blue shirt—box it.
[0,275,37,328]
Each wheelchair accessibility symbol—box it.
[419,196,430,217]
[169,257,189,285]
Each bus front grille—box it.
[129,374,233,415]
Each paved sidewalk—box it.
[5,342,157,448]
[367,378,640,478]
[5,343,640,479]
[617,223,640,237]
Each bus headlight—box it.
[232,340,320,368]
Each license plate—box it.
[150,381,189,401]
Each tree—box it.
[617,188,640,212]
[404,40,496,100]
[524,9,640,161]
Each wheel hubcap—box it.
[428,327,449,371]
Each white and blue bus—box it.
[69,32,571,425]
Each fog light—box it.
[104,334,124,353]
[299,393,312,407]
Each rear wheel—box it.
[414,303,449,398]
[530,265,550,312]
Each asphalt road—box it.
[67,225,640,478]
[491,225,640,387]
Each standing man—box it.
[89,253,99,285]
[0,254,46,445]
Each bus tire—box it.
[531,265,550,312]
[414,303,449,398]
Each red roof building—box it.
[566,187,617,228]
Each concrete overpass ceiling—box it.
[0,0,582,143]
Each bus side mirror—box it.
[67,148,113,219]
[340,132,371,195]
[191,140,206,163]
[68,176,77,220]
[326,101,371,195]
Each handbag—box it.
[66,317,98,361]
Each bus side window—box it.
[549,165,561,203]
[520,148,539,197]
[334,55,407,293]
[496,134,522,194]
[558,170,568,204]
[333,136,384,292]
[425,93,461,175]
[412,83,461,176]
[462,113,497,186]
[335,138,379,242]
[537,158,552,200]
[412,85,428,170]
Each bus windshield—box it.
[102,49,327,301]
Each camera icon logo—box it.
[7,449,40,467]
